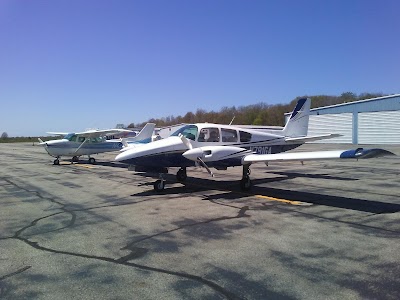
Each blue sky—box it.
[1,0,399,136]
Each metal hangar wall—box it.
[288,94,400,144]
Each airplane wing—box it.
[75,129,133,138]
[242,148,395,163]
[46,132,69,136]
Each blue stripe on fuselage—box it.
[120,144,302,168]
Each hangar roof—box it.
[285,94,400,116]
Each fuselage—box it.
[115,123,301,168]
[42,134,123,158]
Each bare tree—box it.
[1,132,8,139]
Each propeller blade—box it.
[178,133,193,150]
[197,157,214,177]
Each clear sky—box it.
[1,0,399,136]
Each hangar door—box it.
[308,113,353,143]
[358,110,400,144]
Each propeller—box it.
[197,157,214,177]
[178,133,193,150]
[178,133,214,177]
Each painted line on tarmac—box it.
[185,181,309,206]
[255,194,309,206]
[74,164,96,169]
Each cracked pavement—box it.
[0,143,399,299]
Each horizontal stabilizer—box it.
[285,133,342,143]
[243,148,395,164]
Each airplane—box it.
[39,123,155,165]
[115,98,395,191]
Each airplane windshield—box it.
[171,125,198,141]
[64,133,77,142]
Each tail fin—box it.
[282,98,311,138]
[124,123,155,143]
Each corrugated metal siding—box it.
[358,111,400,144]
[308,114,353,143]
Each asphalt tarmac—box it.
[1,142,399,299]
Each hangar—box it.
[291,94,400,145]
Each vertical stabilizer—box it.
[282,98,311,138]
[124,123,155,143]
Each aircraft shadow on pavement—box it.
[131,174,400,214]
[267,171,358,181]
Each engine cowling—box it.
[182,146,249,162]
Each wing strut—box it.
[74,138,88,154]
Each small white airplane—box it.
[115,98,395,191]
[39,123,155,165]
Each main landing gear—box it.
[176,167,187,182]
[152,166,253,192]
[240,164,252,191]
[52,156,96,165]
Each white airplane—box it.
[39,123,155,165]
[115,98,395,191]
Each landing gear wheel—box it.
[53,159,60,165]
[240,176,252,191]
[88,157,96,164]
[176,168,187,182]
[153,180,165,192]
[72,156,79,162]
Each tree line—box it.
[129,92,385,128]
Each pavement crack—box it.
[123,206,250,248]
[15,236,242,300]
[0,266,31,281]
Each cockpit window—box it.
[64,133,77,142]
[171,125,198,141]
[198,127,220,142]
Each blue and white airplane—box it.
[115,98,394,191]
[39,123,155,165]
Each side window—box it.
[221,128,238,142]
[78,137,86,143]
[198,128,220,142]
[239,131,252,142]
[69,135,77,142]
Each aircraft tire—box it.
[72,156,79,162]
[240,177,252,191]
[53,159,60,165]
[176,169,187,182]
[154,180,165,192]
[89,157,96,164]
